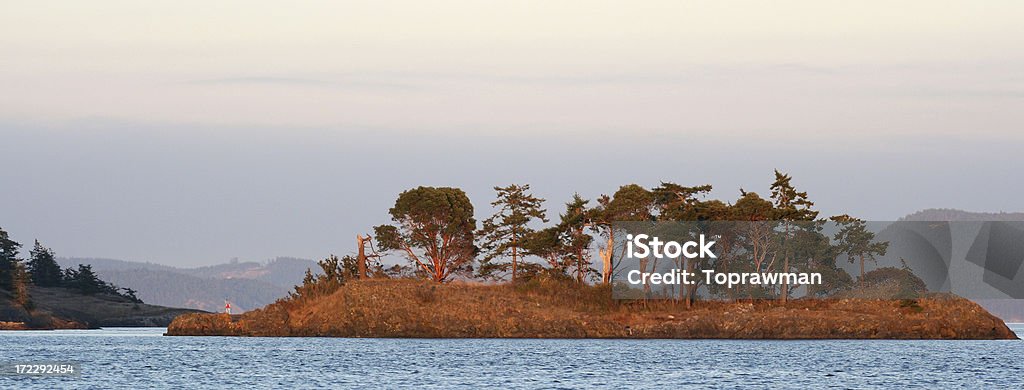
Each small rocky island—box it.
[166,279,1017,339]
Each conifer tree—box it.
[28,240,63,287]
[559,194,593,284]
[770,170,818,302]
[375,187,477,282]
[68,264,104,294]
[593,184,659,284]
[831,215,889,288]
[0,226,22,291]
[477,184,547,282]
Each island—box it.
[167,182,1018,340]
[166,278,1016,339]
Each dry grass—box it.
[167,279,1018,339]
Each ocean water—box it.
[1,325,1022,389]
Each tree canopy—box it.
[374,186,477,282]
[477,184,547,282]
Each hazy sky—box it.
[1,1,1022,266]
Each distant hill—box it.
[897,209,1024,322]
[900,209,1024,222]
[57,257,318,313]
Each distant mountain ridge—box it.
[900,208,1024,222]
[897,209,1024,322]
[57,257,318,313]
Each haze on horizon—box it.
[1,1,1021,266]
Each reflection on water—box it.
[2,326,1022,389]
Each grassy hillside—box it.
[168,278,1016,339]
[0,286,203,329]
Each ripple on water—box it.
[0,326,1021,389]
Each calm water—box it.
[1,325,1023,389]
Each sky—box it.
[1,1,1022,266]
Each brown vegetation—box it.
[167,278,1017,339]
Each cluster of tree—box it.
[0,227,142,309]
[348,171,890,303]
[286,170,899,309]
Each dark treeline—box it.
[0,230,141,310]
[294,170,919,305]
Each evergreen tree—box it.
[593,184,659,284]
[558,194,593,284]
[521,226,572,273]
[477,184,547,282]
[831,214,889,287]
[67,264,104,294]
[374,187,477,282]
[0,226,22,291]
[769,170,818,302]
[121,287,142,304]
[11,262,32,308]
[769,170,818,221]
[28,240,63,287]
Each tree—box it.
[0,226,22,291]
[652,183,716,306]
[769,170,818,221]
[769,170,818,302]
[66,264,104,294]
[831,215,889,288]
[28,240,63,287]
[478,184,547,282]
[733,191,779,299]
[291,254,359,299]
[11,263,31,308]
[374,187,477,282]
[653,183,714,221]
[355,234,382,280]
[593,184,657,284]
[121,287,143,304]
[558,194,593,284]
[521,226,572,273]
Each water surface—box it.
[2,325,1022,388]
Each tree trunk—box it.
[859,254,865,288]
[781,254,789,303]
[601,231,614,284]
[781,224,790,303]
[684,258,693,309]
[356,234,368,279]
[511,236,518,283]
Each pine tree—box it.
[28,240,63,287]
[68,264,103,294]
[593,184,657,284]
[831,215,889,288]
[477,184,547,282]
[559,194,593,284]
[770,170,818,302]
[0,226,22,291]
[374,187,477,282]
